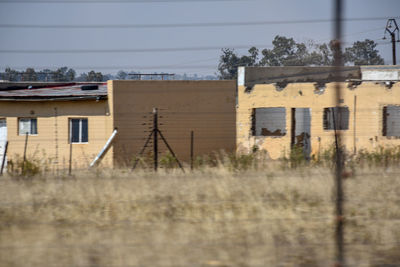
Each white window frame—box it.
[18,118,38,136]
[69,118,88,144]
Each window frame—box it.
[251,107,287,137]
[382,105,400,137]
[18,117,38,136]
[69,118,88,144]
[323,107,349,131]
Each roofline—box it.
[0,82,107,91]
[0,95,107,102]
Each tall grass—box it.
[1,163,400,266]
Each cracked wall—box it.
[237,77,400,159]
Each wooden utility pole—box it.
[384,19,399,65]
[333,0,345,266]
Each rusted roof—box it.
[0,82,107,101]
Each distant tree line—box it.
[0,67,106,82]
[218,36,385,79]
[0,67,218,82]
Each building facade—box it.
[0,80,236,170]
[0,83,113,170]
[237,66,400,159]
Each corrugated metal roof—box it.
[0,82,107,101]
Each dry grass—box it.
[0,166,400,267]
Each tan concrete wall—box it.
[0,99,113,170]
[237,81,400,159]
[111,80,236,166]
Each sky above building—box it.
[0,0,399,76]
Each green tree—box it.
[41,69,53,81]
[66,68,76,81]
[344,39,384,65]
[86,70,103,82]
[218,47,259,79]
[116,70,128,80]
[52,67,76,82]
[260,35,314,66]
[52,67,68,82]
[3,67,19,81]
[21,68,37,81]
[217,36,385,80]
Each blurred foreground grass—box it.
[0,166,400,267]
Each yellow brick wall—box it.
[0,99,114,170]
[237,81,400,159]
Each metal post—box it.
[333,0,345,265]
[353,95,357,154]
[68,140,72,176]
[0,141,8,176]
[158,130,184,172]
[22,132,28,174]
[190,131,194,170]
[132,130,154,170]
[153,108,158,171]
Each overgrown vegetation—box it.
[1,165,399,266]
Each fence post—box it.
[22,132,28,174]
[190,131,194,171]
[68,140,72,176]
[153,107,158,171]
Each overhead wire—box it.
[0,0,248,3]
[0,17,398,29]
[0,44,272,54]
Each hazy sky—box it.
[0,0,399,76]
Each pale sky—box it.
[0,0,399,76]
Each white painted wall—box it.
[0,119,7,170]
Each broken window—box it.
[323,107,349,130]
[252,108,286,136]
[383,105,400,137]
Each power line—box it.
[0,17,398,29]
[0,38,385,55]
[0,0,248,3]
[0,65,218,71]
[0,44,272,54]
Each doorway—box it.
[291,108,311,159]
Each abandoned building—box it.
[236,65,400,159]
[0,80,236,169]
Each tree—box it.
[66,68,76,81]
[52,67,76,82]
[218,47,259,79]
[217,36,385,80]
[86,70,103,82]
[40,69,53,81]
[116,70,128,80]
[3,67,19,81]
[21,68,37,81]
[260,35,316,66]
[344,39,384,65]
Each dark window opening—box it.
[323,107,349,130]
[70,118,88,143]
[383,105,400,137]
[252,108,286,137]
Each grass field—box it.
[0,165,400,266]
